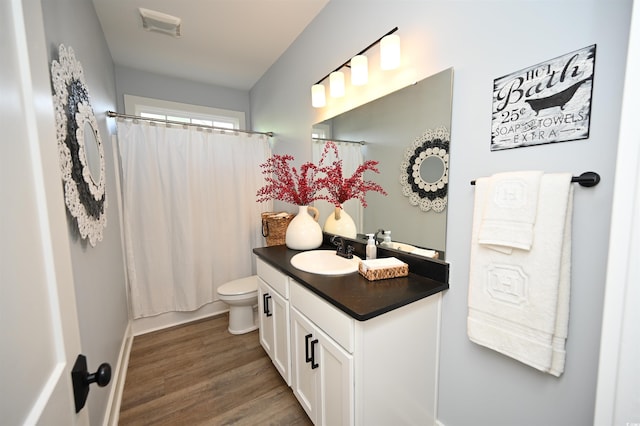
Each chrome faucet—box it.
[330,235,354,259]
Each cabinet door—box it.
[316,329,354,426]
[291,307,318,423]
[292,307,354,425]
[258,278,274,357]
[270,287,290,384]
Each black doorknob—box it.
[71,355,112,413]
[87,363,111,387]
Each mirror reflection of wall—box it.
[83,120,102,184]
[421,156,445,184]
[313,67,453,255]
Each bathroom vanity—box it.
[253,244,448,426]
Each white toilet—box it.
[217,275,259,334]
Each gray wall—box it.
[114,65,251,123]
[251,1,632,425]
[40,0,128,424]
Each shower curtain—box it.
[117,120,271,318]
[312,140,364,233]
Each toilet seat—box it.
[218,276,258,298]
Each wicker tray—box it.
[261,212,294,246]
[358,260,409,281]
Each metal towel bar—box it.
[470,171,600,187]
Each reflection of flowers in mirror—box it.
[256,141,387,208]
[316,142,387,208]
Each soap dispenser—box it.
[366,234,377,259]
[380,231,392,248]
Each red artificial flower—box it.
[256,154,330,205]
[316,142,387,207]
[256,142,387,207]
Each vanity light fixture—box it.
[311,27,399,108]
[312,84,326,107]
[351,55,368,86]
[380,34,401,70]
[330,71,345,97]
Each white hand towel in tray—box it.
[467,172,573,376]
[359,257,406,272]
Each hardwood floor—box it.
[119,314,312,425]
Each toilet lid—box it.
[218,275,258,296]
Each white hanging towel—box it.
[467,172,573,376]
[478,171,543,254]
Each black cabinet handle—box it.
[264,294,272,317]
[304,333,313,363]
[310,339,319,369]
[262,293,268,314]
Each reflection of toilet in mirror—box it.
[217,276,258,334]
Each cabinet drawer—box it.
[291,281,354,353]
[257,258,289,298]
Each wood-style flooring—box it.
[119,313,312,425]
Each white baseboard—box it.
[132,300,229,336]
[103,321,133,426]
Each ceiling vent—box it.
[139,8,181,37]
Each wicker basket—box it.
[358,261,409,281]
[261,212,295,246]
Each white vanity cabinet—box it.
[257,258,291,385]
[255,251,443,426]
[290,282,354,426]
[289,279,441,426]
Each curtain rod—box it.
[106,111,274,137]
[470,171,600,187]
[312,137,366,145]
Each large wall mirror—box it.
[313,67,453,258]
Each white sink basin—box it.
[290,250,361,275]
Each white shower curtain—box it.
[117,120,271,318]
[312,140,364,233]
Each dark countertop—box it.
[253,245,449,321]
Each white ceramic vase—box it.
[285,205,323,250]
[323,207,357,239]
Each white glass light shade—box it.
[380,34,401,70]
[311,84,326,108]
[351,55,368,86]
[329,71,345,97]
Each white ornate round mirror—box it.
[400,127,449,213]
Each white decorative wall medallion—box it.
[51,44,107,246]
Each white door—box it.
[290,308,319,423]
[258,279,275,356]
[270,288,291,384]
[0,0,87,424]
[316,328,353,426]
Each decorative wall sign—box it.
[400,127,449,213]
[51,44,107,246]
[491,44,596,151]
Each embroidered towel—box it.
[467,173,573,376]
[478,171,543,253]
